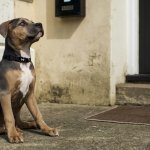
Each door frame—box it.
[127,0,139,75]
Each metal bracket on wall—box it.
[19,0,33,3]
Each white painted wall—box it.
[0,0,14,43]
[110,0,127,105]
[0,0,14,62]
[110,0,139,105]
[0,46,5,60]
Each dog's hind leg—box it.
[0,94,24,143]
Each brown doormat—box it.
[86,105,150,125]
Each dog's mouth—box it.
[36,31,43,38]
[28,30,44,41]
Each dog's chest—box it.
[19,63,33,98]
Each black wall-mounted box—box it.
[55,0,85,17]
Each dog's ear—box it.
[0,20,11,38]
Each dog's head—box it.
[0,18,44,50]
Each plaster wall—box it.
[14,0,111,105]
[33,0,111,105]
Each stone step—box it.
[116,83,150,105]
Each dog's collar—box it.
[3,55,31,63]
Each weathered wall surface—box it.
[33,0,111,105]
[14,0,35,20]
[15,0,111,105]
[110,0,128,105]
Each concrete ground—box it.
[0,103,150,150]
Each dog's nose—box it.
[35,23,42,28]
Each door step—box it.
[126,74,150,83]
[116,83,150,105]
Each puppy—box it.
[0,18,58,143]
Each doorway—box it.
[139,0,150,74]
[126,0,150,82]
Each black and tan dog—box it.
[0,18,58,143]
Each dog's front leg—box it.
[0,94,23,143]
[26,93,59,136]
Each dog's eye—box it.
[19,21,27,26]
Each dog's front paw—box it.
[8,128,24,143]
[43,128,59,137]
